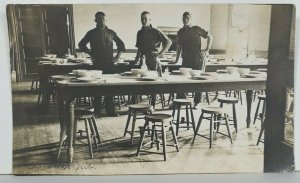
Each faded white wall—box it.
[73,4,211,50]
[227,4,271,59]
[73,4,210,49]
[73,4,271,56]
[210,4,229,50]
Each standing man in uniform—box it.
[173,12,212,108]
[134,11,172,106]
[79,11,126,116]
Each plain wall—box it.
[73,4,211,50]
[73,4,271,56]
[210,4,229,50]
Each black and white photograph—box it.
[6,2,295,175]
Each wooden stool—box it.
[218,96,239,133]
[171,99,196,136]
[226,90,243,105]
[192,107,233,148]
[136,114,179,161]
[253,95,266,126]
[149,94,167,109]
[57,110,100,159]
[123,104,153,144]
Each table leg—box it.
[65,98,75,163]
[246,90,253,128]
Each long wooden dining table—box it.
[39,60,267,111]
[54,72,266,163]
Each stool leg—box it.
[257,120,265,146]
[185,105,190,130]
[31,80,35,91]
[161,124,167,161]
[131,111,137,144]
[240,91,243,105]
[261,101,266,128]
[88,118,98,149]
[137,120,149,156]
[193,112,203,142]
[171,105,176,120]
[209,114,213,148]
[73,118,78,145]
[253,99,261,124]
[124,111,132,137]
[169,121,179,152]
[57,124,67,160]
[176,106,181,136]
[91,117,101,144]
[206,92,210,105]
[189,105,196,132]
[84,119,93,159]
[150,123,156,148]
[232,103,238,133]
[224,114,233,144]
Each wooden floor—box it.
[12,82,264,175]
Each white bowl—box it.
[179,67,192,75]
[77,70,93,77]
[51,58,58,63]
[189,70,202,77]
[237,68,250,77]
[226,67,238,74]
[58,58,68,64]
[140,71,158,77]
[91,70,103,78]
[45,54,57,58]
[131,69,141,75]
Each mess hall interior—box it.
[7,4,295,174]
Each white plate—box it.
[137,77,158,81]
[216,69,227,73]
[51,75,71,80]
[171,70,183,75]
[191,76,210,80]
[257,68,267,72]
[76,77,99,82]
[243,74,258,78]
[123,71,135,76]
[201,72,212,76]
[249,71,260,74]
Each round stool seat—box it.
[75,105,94,112]
[258,95,266,100]
[129,104,153,111]
[75,110,95,119]
[145,113,172,122]
[202,107,224,114]
[173,99,193,105]
[218,96,239,104]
